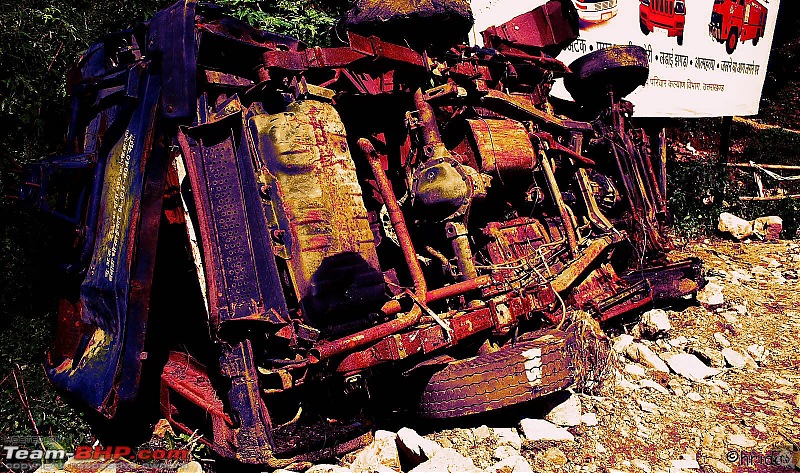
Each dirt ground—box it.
[411,239,800,473]
[35,239,800,473]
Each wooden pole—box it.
[658,127,667,198]
[714,116,733,206]
[739,195,800,201]
[725,163,800,171]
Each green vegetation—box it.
[216,0,348,46]
[666,118,800,239]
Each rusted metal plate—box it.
[467,119,539,178]
[250,101,384,326]
[47,67,162,417]
[160,352,234,458]
[147,0,197,119]
[482,0,579,54]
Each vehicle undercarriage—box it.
[20,0,704,467]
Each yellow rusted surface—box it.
[250,101,380,320]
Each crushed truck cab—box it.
[21,0,704,467]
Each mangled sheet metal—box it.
[21,0,704,466]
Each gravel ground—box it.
[365,239,800,473]
[37,240,800,473]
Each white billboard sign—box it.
[471,0,781,117]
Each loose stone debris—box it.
[544,392,582,427]
[32,241,800,473]
[638,309,672,339]
[718,213,783,241]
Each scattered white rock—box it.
[545,392,582,427]
[493,427,522,450]
[640,379,669,395]
[626,363,647,377]
[349,430,401,473]
[668,379,684,396]
[732,304,748,315]
[638,399,659,413]
[408,448,481,473]
[670,458,700,469]
[753,215,783,240]
[632,458,652,472]
[721,348,757,368]
[518,419,575,442]
[396,427,443,466]
[627,343,670,373]
[613,334,636,354]
[720,311,738,325]
[595,442,607,454]
[471,425,490,442]
[697,282,725,307]
[719,212,753,240]
[639,309,671,339]
[493,445,519,461]
[713,332,731,348]
[669,336,688,348]
[176,463,203,473]
[746,344,766,363]
[617,376,641,392]
[690,347,725,368]
[765,257,781,268]
[660,352,722,382]
[306,465,352,473]
[581,412,599,426]
[727,434,756,448]
[712,379,731,391]
[686,392,703,402]
[730,269,753,282]
[485,455,532,473]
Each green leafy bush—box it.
[217,0,347,46]
[661,113,800,240]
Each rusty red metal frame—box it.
[313,139,428,361]
[22,0,709,466]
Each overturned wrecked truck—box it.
[21,0,704,467]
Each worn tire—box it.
[564,45,649,105]
[726,30,738,54]
[418,330,574,419]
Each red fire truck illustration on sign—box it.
[709,0,768,54]
[640,0,686,45]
